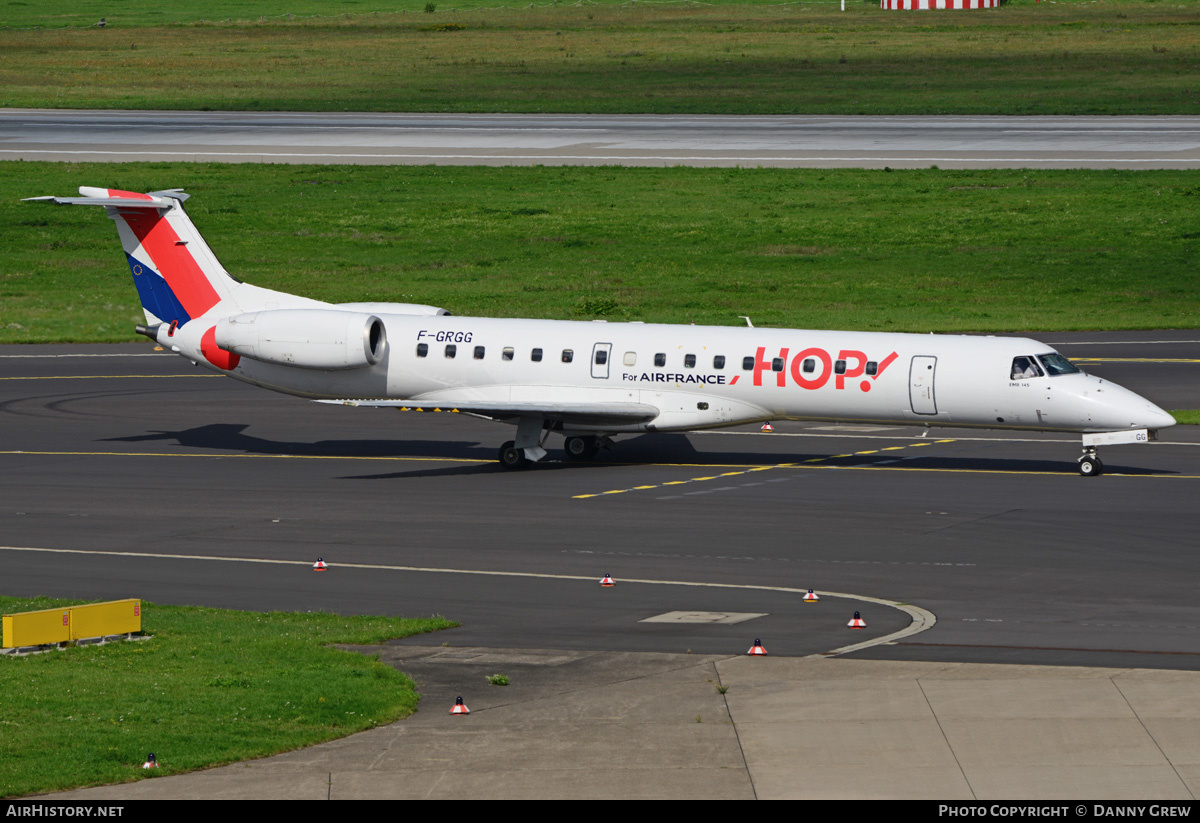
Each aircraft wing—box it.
[316,398,659,426]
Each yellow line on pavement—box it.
[572,440,960,499]
[1072,358,1200,364]
[0,449,490,464]
[0,374,221,380]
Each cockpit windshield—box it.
[1037,352,1080,376]
[1010,356,1044,380]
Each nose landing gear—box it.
[1078,447,1103,477]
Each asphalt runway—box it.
[2,331,1198,668]
[3,110,1199,168]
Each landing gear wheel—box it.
[1078,456,1103,477]
[563,436,599,461]
[498,441,529,471]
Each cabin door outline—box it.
[909,355,938,415]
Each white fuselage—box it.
[165,311,1175,437]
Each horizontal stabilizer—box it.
[23,195,173,209]
[23,187,189,210]
[317,399,659,426]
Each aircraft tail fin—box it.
[24,187,239,327]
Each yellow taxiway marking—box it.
[803,464,1200,479]
[0,374,222,380]
[0,449,491,464]
[1072,358,1200,364]
[572,439,961,499]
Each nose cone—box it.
[1082,378,1175,431]
[1148,404,1177,431]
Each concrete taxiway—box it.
[50,651,1200,800]
[3,110,1199,168]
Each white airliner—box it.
[27,187,1175,476]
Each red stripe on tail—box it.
[119,210,221,319]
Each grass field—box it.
[2,161,1197,343]
[1,1,1197,114]
[0,596,454,798]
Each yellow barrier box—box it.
[69,599,141,641]
[2,600,142,648]
[2,607,71,648]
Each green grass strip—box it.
[3,162,1198,343]
[1,1,1198,114]
[1170,410,1200,425]
[0,595,455,798]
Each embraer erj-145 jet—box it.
[27,187,1175,476]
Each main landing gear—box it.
[1078,447,1103,477]
[498,441,529,471]
[563,435,600,461]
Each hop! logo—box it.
[730,347,899,392]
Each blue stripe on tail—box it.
[126,252,192,327]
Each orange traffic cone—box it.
[760,422,774,433]
[141,753,159,769]
[848,611,867,629]
[600,574,616,587]
[803,589,819,603]
[450,696,470,715]
[747,639,768,655]
[313,558,328,571]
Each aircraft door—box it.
[909,355,938,415]
[591,342,612,379]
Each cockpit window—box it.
[1037,352,1080,376]
[1010,356,1044,380]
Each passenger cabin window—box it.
[684,354,696,368]
[416,343,428,358]
[445,344,457,359]
[834,360,846,375]
[502,347,514,361]
[562,349,574,363]
[531,348,543,362]
[654,353,666,367]
[595,349,608,365]
[1038,353,1080,376]
[713,355,725,369]
[474,346,485,360]
[865,361,878,376]
[802,358,815,373]
[743,356,755,370]
[772,357,784,372]
[624,352,637,367]
[1010,356,1044,380]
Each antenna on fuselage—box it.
[738,316,754,328]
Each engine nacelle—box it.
[214,309,387,370]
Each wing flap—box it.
[316,398,659,426]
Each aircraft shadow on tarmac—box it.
[100,424,1172,478]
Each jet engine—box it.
[214,309,387,370]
